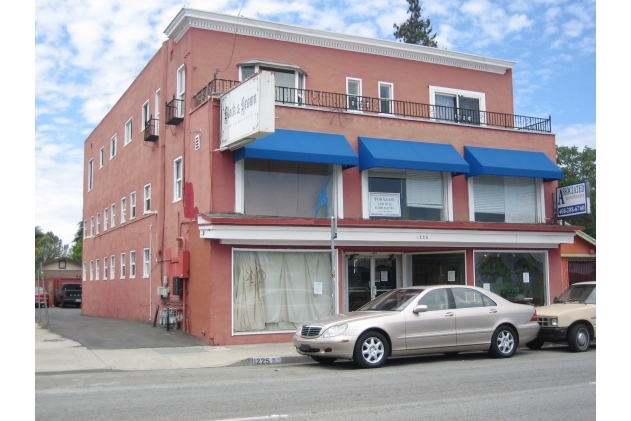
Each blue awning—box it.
[233,129,358,168]
[358,137,470,174]
[464,146,563,181]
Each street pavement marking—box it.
[212,415,288,420]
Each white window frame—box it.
[111,204,116,228]
[238,62,306,104]
[104,208,109,231]
[120,253,126,279]
[429,86,486,123]
[144,184,151,213]
[99,147,104,168]
[96,213,100,234]
[361,170,453,221]
[124,117,133,146]
[143,248,150,278]
[155,89,160,136]
[90,216,94,237]
[83,220,87,239]
[90,260,94,281]
[346,77,363,112]
[176,64,185,118]
[130,251,136,278]
[141,100,149,132]
[174,157,183,202]
[467,176,544,223]
[82,262,86,282]
[110,134,117,159]
[378,82,394,115]
[88,159,94,191]
[121,197,127,223]
[130,192,137,219]
[110,254,115,280]
[95,259,100,281]
[103,256,108,280]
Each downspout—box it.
[176,236,188,332]
[149,224,152,319]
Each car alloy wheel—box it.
[490,326,517,358]
[354,331,389,368]
[568,324,590,352]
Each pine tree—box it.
[393,0,438,47]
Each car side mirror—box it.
[413,305,428,314]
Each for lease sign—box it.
[556,181,591,218]
[370,193,401,217]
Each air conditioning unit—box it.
[156,287,170,297]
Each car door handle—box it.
[444,312,454,317]
[489,309,498,313]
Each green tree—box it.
[69,221,83,262]
[393,0,438,47]
[556,146,596,238]
[35,226,69,275]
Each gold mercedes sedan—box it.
[293,285,540,368]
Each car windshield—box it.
[64,284,82,290]
[356,288,423,311]
[556,284,596,304]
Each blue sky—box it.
[33,0,597,245]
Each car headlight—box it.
[321,324,348,338]
[550,318,558,327]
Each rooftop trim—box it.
[165,8,515,75]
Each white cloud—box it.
[555,123,596,150]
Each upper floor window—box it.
[83,220,87,239]
[366,169,450,222]
[99,147,104,168]
[120,253,126,279]
[130,250,136,278]
[130,192,137,219]
[141,100,149,132]
[154,89,161,136]
[82,262,86,282]
[110,134,117,159]
[240,159,333,218]
[110,255,115,280]
[429,86,486,126]
[96,213,100,234]
[379,82,393,114]
[103,256,108,280]
[124,118,133,145]
[469,175,542,223]
[90,260,94,281]
[346,78,362,111]
[104,208,109,231]
[239,61,305,105]
[144,184,151,213]
[111,204,116,228]
[174,157,183,202]
[143,248,150,278]
[176,65,185,117]
[88,159,94,191]
[121,197,127,223]
[90,216,94,237]
[95,259,100,280]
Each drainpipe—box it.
[176,236,188,332]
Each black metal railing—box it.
[193,78,242,108]
[165,97,184,125]
[191,79,551,133]
[144,116,159,142]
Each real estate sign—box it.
[556,181,591,219]
[220,71,275,151]
[369,193,401,217]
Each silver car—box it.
[293,285,540,368]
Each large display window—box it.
[474,251,547,306]
[233,250,334,333]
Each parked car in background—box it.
[54,283,82,308]
[526,281,596,352]
[293,285,540,368]
[35,287,49,308]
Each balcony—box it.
[144,117,159,142]
[165,97,184,125]
[193,80,551,133]
[193,78,242,108]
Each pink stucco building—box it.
[81,8,576,345]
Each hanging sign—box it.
[556,181,591,219]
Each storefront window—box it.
[244,159,333,218]
[474,251,547,306]
[233,250,334,333]
[407,252,465,286]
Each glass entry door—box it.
[347,255,398,311]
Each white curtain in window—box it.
[473,175,505,215]
[473,175,536,222]
[233,251,333,332]
[406,170,443,209]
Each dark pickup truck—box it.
[54,283,82,308]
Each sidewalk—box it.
[35,323,311,373]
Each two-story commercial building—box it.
[81,8,577,345]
